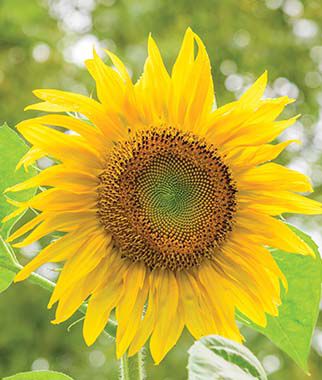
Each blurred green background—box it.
[1,0,322,379]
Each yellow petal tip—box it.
[24,104,34,112]
[12,242,24,248]
[83,333,95,347]
[14,272,26,283]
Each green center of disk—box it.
[137,154,212,234]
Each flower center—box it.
[97,127,237,271]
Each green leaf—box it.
[238,225,322,372]
[0,123,37,238]
[3,371,74,380]
[0,235,18,293]
[0,123,37,293]
[188,335,267,380]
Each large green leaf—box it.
[238,225,322,372]
[0,123,37,238]
[3,371,74,380]
[188,335,267,380]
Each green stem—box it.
[0,256,117,338]
[120,351,144,380]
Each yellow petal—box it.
[53,255,112,324]
[103,49,139,125]
[227,236,287,290]
[24,188,96,212]
[205,88,297,149]
[104,49,132,83]
[168,29,215,133]
[20,115,106,152]
[221,116,299,151]
[115,263,146,328]
[7,213,44,243]
[85,49,126,112]
[116,277,148,358]
[128,286,156,356]
[176,270,209,339]
[150,302,185,364]
[202,72,268,140]
[237,163,313,192]
[14,225,98,282]
[25,101,69,113]
[198,263,242,341]
[17,123,103,169]
[227,140,297,171]
[237,71,267,109]
[83,265,125,346]
[168,28,195,126]
[50,234,110,303]
[31,88,125,140]
[182,32,214,133]
[246,96,294,125]
[2,200,26,223]
[10,211,96,247]
[134,34,170,124]
[16,147,44,171]
[6,164,98,194]
[239,191,322,216]
[236,210,315,256]
[220,245,281,315]
[149,269,180,364]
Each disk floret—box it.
[97,127,237,271]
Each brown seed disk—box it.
[97,127,237,271]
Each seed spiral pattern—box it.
[97,127,237,271]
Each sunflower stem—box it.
[120,351,144,380]
[0,257,117,338]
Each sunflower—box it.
[4,28,321,364]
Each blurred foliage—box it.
[1,0,322,379]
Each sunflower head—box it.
[5,28,321,364]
